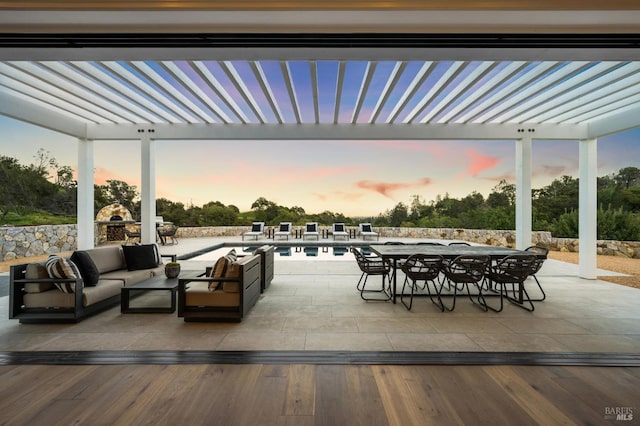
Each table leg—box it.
[392,259,397,304]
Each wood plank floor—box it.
[1,364,638,425]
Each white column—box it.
[515,137,533,250]
[76,138,94,250]
[140,132,157,244]
[579,138,598,279]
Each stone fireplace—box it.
[95,203,136,244]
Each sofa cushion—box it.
[70,251,100,287]
[122,244,158,271]
[45,255,79,293]
[23,279,123,308]
[185,282,240,307]
[24,262,54,293]
[101,269,153,286]
[84,246,126,274]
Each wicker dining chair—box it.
[352,247,392,302]
[525,245,549,302]
[485,254,538,312]
[400,254,445,311]
[441,254,490,312]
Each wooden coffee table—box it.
[121,271,199,313]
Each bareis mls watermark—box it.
[604,407,634,421]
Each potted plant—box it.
[164,261,181,278]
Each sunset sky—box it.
[2,115,639,217]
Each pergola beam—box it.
[0,91,87,137]
[85,122,590,140]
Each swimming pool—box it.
[187,244,372,262]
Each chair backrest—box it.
[492,254,538,282]
[446,255,490,283]
[525,245,549,274]
[250,222,264,232]
[333,223,346,233]
[402,254,444,281]
[305,222,318,232]
[278,222,292,232]
[359,223,374,233]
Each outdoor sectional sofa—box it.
[9,244,175,323]
[177,251,262,322]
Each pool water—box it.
[189,245,366,262]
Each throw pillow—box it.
[279,224,289,232]
[251,223,262,232]
[122,244,158,271]
[335,224,344,232]
[362,224,372,232]
[70,251,100,287]
[45,255,79,293]
[226,248,237,262]
[208,256,230,290]
[306,224,315,232]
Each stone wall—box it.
[2,224,639,261]
[0,224,77,261]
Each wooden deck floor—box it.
[1,363,638,425]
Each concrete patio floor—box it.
[1,236,639,353]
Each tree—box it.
[487,180,515,208]
[614,166,640,189]
[98,180,139,214]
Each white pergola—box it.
[1,4,640,280]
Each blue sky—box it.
[1,115,639,216]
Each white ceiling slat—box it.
[385,61,434,124]
[162,61,232,123]
[310,61,320,124]
[0,57,639,138]
[0,62,123,123]
[555,86,640,124]
[481,61,592,124]
[334,61,346,124]
[529,63,640,123]
[251,61,283,125]
[194,61,251,124]
[73,61,176,123]
[222,61,268,124]
[404,61,466,124]
[0,83,104,124]
[59,61,167,124]
[571,93,640,124]
[132,61,215,123]
[496,61,622,123]
[419,61,496,124]
[12,61,139,123]
[102,61,195,123]
[457,61,560,124]
[351,61,376,124]
[438,61,527,123]
[282,61,302,124]
[368,61,405,124]
[155,61,220,123]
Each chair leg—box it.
[503,282,535,311]
[439,279,459,312]
[360,273,391,302]
[528,275,546,301]
[400,276,415,310]
[477,278,503,312]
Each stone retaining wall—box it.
[2,224,639,261]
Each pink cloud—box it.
[464,148,501,177]
[356,177,432,198]
[93,167,140,187]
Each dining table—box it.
[368,244,546,304]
